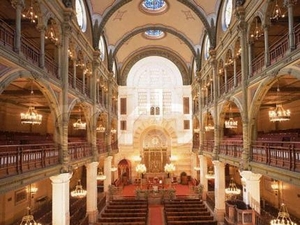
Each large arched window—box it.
[204,35,211,60]
[222,0,233,31]
[75,0,87,32]
[99,36,106,61]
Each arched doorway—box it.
[118,159,131,185]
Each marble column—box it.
[199,155,208,200]
[213,160,225,223]
[50,173,72,225]
[240,170,262,214]
[104,156,113,192]
[86,162,99,223]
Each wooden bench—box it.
[99,217,146,223]
[165,211,211,216]
[167,220,217,225]
[97,222,146,225]
[166,215,214,221]
[101,212,147,218]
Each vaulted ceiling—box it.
[89,0,220,84]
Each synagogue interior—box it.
[1,0,300,225]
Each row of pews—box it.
[97,199,148,225]
[164,198,217,225]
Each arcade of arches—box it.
[1,0,300,225]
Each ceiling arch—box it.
[112,25,197,60]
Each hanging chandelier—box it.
[19,207,41,225]
[270,203,297,225]
[270,0,285,20]
[20,84,42,125]
[97,172,107,181]
[225,105,238,129]
[21,106,43,125]
[73,118,86,130]
[111,128,117,134]
[250,17,263,41]
[225,178,241,195]
[269,84,290,122]
[22,0,38,23]
[194,128,200,133]
[96,124,106,132]
[45,20,58,43]
[205,167,215,179]
[205,112,214,131]
[71,180,87,198]
[111,166,117,172]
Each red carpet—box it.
[148,205,164,225]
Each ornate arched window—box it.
[204,35,211,60]
[222,0,233,31]
[75,0,87,32]
[99,36,106,61]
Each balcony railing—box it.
[0,143,59,178]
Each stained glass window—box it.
[142,0,166,11]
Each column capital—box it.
[50,173,72,183]
[86,161,99,170]
[240,170,262,181]
[212,160,225,169]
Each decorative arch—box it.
[119,48,189,85]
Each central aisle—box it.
[148,205,165,225]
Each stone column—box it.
[240,171,262,214]
[213,160,225,223]
[285,0,296,51]
[50,173,72,225]
[263,25,270,66]
[12,0,24,53]
[199,155,207,200]
[104,156,113,192]
[86,162,99,223]
[38,25,46,68]
[236,6,250,171]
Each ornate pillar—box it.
[50,173,72,225]
[104,156,113,192]
[236,6,250,171]
[196,74,204,155]
[60,16,72,171]
[86,162,99,223]
[213,160,225,223]
[285,0,296,51]
[209,50,219,160]
[240,171,262,214]
[106,73,114,154]
[199,155,207,200]
[11,0,24,53]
